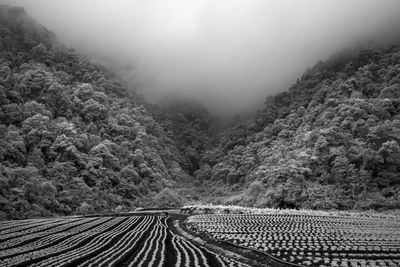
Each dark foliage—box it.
[0,5,193,219]
[1,4,400,219]
[199,45,400,211]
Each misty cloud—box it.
[1,0,400,116]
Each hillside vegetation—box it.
[0,5,201,219]
[199,46,400,211]
[1,5,400,219]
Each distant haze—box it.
[2,0,400,117]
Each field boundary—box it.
[173,218,297,267]
[173,219,266,266]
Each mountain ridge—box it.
[1,5,400,219]
[200,44,400,211]
[0,5,201,219]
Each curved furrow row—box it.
[168,220,249,267]
[174,235,191,267]
[99,216,156,267]
[180,237,205,266]
[0,218,75,241]
[29,216,136,267]
[0,217,100,250]
[156,217,168,267]
[128,217,162,267]
[0,215,252,267]
[0,217,125,267]
[147,217,168,267]
[141,217,163,267]
[78,216,145,267]
[0,217,108,256]
[172,228,248,267]
[0,218,61,232]
[170,235,183,267]
[168,221,207,267]
[169,225,208,267]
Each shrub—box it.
[76,202,95,215]
[154,188,183,208]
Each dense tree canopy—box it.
[198,44,400,211]
[1,5,400,219]
[0,5,195,219]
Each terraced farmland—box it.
[0,215,248,267]
[187,213,400,266]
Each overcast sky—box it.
[2,0,400,116]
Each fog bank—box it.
[2,0,400,116]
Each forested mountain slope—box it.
[200,45,400,211]
[1,5,400,219]
[0,5,199,219]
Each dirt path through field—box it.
[169,214,295,267]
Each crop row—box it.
[0,217,126,266]
[0,218,76,240]
[187,214,400,267]
[0,218,61,232]
[0,215,248,267]
[0,217,111,254]
[0,217,102,250]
